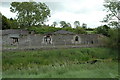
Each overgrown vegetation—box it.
[102,0,120,49]
[3,48,118,78]
[1,0,119,78]
[3,62,118,78]
[27,26,87,34]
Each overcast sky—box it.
[0,0,107,28]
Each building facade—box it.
[2,29,104,49]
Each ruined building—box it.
[2,29,104,49]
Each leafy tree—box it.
[82,23,87,29]
[95,25,110,36]
[52,21,57,27]
[67,22,72,27]
[103,0,120,27]
[10,2,50,28]
[74,21,80,28]
[9,18,19,29]
[2,15,11,30]
[107,28,119,48]
[103,0,120,48]
[60,21,68,28]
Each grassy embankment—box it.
[2,48,118,78]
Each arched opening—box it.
[9,34,19,45]
[13,37,19,43]
[10,37,19,45]
[44,35,52,44]
[75,36,79,41]
[91,40,94,44]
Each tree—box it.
[10,2,50,28]
[95,25,110,36]
[74,21,80,28]
[103,0,120,27]
[2,15,11,30]
[52,21,57,27]
[82,23,87,29]
[60,21,68,28]
[67,23,72,27]
[107,28,119,48]
[102,0,120,48]
[9,18,19,29]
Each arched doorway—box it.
[75,36,79,42]
[72,35,81,44]
[43,35,52,44]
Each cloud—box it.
[47,10,107,28]
[0,6,16,19]
[0,0,106,28]
[46,0,106,28]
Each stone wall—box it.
[2,33,102,49]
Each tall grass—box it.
[3,62,118,78]
[2,47,118,78]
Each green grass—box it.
[86,31,94,34]
[3,62,118,78]
[2,47,119,78]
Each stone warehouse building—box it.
[2,29,104,49]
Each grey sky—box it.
[0,0,107,28]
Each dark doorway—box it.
[11,37,19,45]
[75,36,79,41]
[44,35,52,44]
[91,40,94,44]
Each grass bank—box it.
[2,47,118,78]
